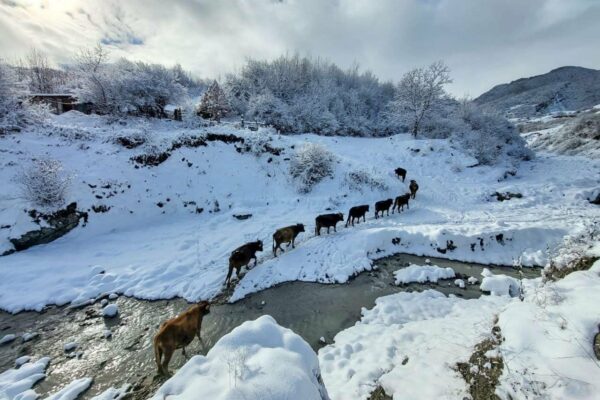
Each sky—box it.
[1,0,599,97]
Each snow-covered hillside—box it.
[0,112,598,313]
[518,106,600,158]
[475,66,600,118]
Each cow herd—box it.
[225,169,419,288]
[154,167,419,375]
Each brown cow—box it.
[392,193,410,213]
[153,301,211,375]
[374,199,393,218]
[273,224,305,257]
[409,180,419,199]
[225,240,263,287]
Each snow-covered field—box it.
[0,112,598,312]
[1,111,599,400]
[318,258,600,400]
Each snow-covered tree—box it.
[18,158,72,209]
[389,61,452,137]
[197,80,230,122]
[24,48,59,93]
[245,90,293,132]
[73,50,187,117]
[225,55,394,136]
[0,62,20,117]
[289,143,336,193]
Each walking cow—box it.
[346,205,369,227]
[273,224,305,257]
[409,180,419,199]
[395,167,407,182]
[315,213,344,235]
[374,199,393,219]
[225,240,263,287]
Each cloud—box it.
[1,0,599,96]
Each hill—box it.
[474,66,600,118]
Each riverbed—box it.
[0,254,539,399]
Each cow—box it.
[315,213,344,236]
[392,193,410,213]
[346,205,369,227]
[409,180,419,199]
[394,167,407,182]
[273,224,305,257]
[154,301,211,375]
[225,240,263,287]
[374,199,393,219]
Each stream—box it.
[0,254,540,399]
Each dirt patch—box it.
[457,325,504,400]
[544,256,599,281]
[367,386,392,400]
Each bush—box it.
[289,143,335,193]
[19,158,72,209]
[344,168,389,192]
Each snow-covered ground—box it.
[0,112,598,312]
[318,257,600,400]
[151,315,329,400]
[393,263,455,284]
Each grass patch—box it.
[457,325,504,400]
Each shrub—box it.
[289,143,335,193]
[344,168,389,192]
[19,158,72,209]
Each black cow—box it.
[395,168,407,182]
[346,205,369,227]
[374,199,393,219]
[315,213,344,235]
[225,240,263,287]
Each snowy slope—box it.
[475,66,600,118]
[0,113,599,312]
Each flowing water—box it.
[0,254,540,399]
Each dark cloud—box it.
[1,0,599,96]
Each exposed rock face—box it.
[5,202,88,254]
[474,66,600,118]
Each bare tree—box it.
[393,61,452,137]
[74,44,110,111]
[25,48,56,93]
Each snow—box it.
[21,333,38,343]
[467,276,479,285]
[151,315,329,400]
[496,260,600,399]
[90,385,129,400]
[107,293,118,300]
[0,115,598,313]
[454,278,465,288]
[393,264,455,285]
[15,356,31,368]
[63,342,77,352]
[101,304,118,318]
[480,269,522,297]
[0,357,50,400]
[318,290,509,399]
[45,377,92,400]
[0,334,16,345]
